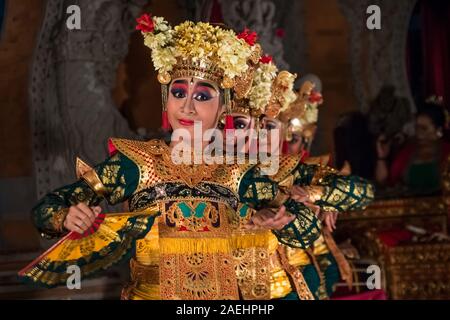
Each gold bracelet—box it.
[51,208,70,233]
[304,186,324,203]
[269,189,290,208]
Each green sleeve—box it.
[32,152,140,238]
[238,166,321,249]
[272,198,322,248]
[293,163,375,212]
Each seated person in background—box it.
[376,100,450,196]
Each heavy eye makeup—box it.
[262,118,280,131]
[290,135,300,144]
[233,116,251,130]
[170,83,188,99]
[290,134,303,145]
[193,83,218,102]
[170,80,218,102]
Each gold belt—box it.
[130,258,159,284]
[122,259,161,300]
[286,235,330,267]
[270,269,293,299]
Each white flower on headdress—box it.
[217,33,252,79]
[154,16,170,31]
[248,61,278,111]
[142,16,178,73]
[152,47,178,73]
[141,15,255,85]
[303,104,319,124]
[279,73,297,112]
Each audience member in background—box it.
[376,101,450,195]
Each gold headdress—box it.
[136,14,262,130]
[264,70,298,119]
[229,54,297,124]
[227,55,297,154]
[230,54,278,119]
[279,79,324,151]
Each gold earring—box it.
[217,113,226,129]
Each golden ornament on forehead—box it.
[171,57,224,84]
[230,99,264,119]
[157,72,172,85]
[251,107,264,118]
[264,101,281,119]
[230,99,248,114]
[221,75,235,89]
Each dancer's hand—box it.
[245,206,295,231]
[321,211,338,232]
[290,185,310,203]
[63,203,101,234]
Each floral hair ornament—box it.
[265,70,297,154]
[279,79,324,153]
[229,54,278,127]
[229,56,296,154]
[136,13,262,131]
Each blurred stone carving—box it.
[29,0,146,199]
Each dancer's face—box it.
[167,77,223,138]
[416,114,441,143]
[260,116,283,153]
[288,133,305,155]
[226,113,254,153]
[232,113,253,130]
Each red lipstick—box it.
[179,119,195,126]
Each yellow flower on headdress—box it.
[248,57,278,111]
[277,71,297,112]
[218,35,252,79]
[137,13,255,87]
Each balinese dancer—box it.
[224,57,374,299]
[276,79,359,299]
[20,14,372,300]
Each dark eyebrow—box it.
[197,81,218,91]
[172,79,188,85]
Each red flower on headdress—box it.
[275,28,285,38]
[136,13,154,33]
[259,55,273,64]
[309,91,323,103]
[237,28,258,46]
